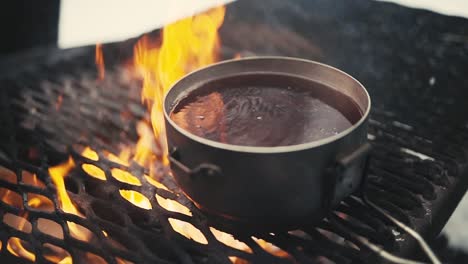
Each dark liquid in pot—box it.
[170,74,363,147]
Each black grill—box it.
[1,0,468,263]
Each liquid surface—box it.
[170,76,362,147]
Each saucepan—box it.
[163,57,370,228]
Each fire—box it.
[7,237,35,262]
[0,167,72,263]
[43,243,72,264]
[49,157,78,215]
[1,167,67,262]
[155,194,191,216]
[133,5,226,163]
[111,168,141,185]
[3,4,290,263]
[3,4,257,263]
[89,6,227,226]
[254,238,291,258]
[104,148,131,166]
[81,146,99,161]
[49,157,92,242]
[22,171,46,188]
[130,5,229,248]
[119,190,152,210]
[95,43,105,80]
[210,227,250,252]
[3,7,229,261]
[133,121,158,167]
[82,163,106,181]
[5,213,34,261]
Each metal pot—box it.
[163,57,371,229]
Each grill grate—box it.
[0,42,467,264]
[2,0,468,262]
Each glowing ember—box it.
[85,253,107,264]
[4,214,34,261]
[111,168,141,186]
[144,175,170,191]
[80,147,107,180]
[119,190,152,210]
[3,187,60,261]
[81,146,99,161]
[116,258,134,264]
[168,218,208,245]
[0,166,17,184]
[59,257,73,264]
[254,237,291,258]
[210,227,251,252]
[82,164,106,181]
[37,218,64,239]
[22,171,46,188]
[95,43,105,80]
[43,243,72,264]
[0,188,22,209]
[155,194,191,216]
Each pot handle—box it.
[322,142,372,213]
[168,147,222,179]
[325,143,441,264]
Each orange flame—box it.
[104,148,131,167]
[81,146,99,161]
[5,213,34,261]
[119,190,152,210]
[133,5,226,164]
[1,168,36,260]
[1,5,244,263]
[49,157,92,242]
[1,169,60,261]
[49,157,77,215]
[7,236,35,262]
[2,159,93,262]
[2,5,289,263]
[95,43,105,80]
[99,6,227,214]
[130,5,228,246]
[133,121,158,167]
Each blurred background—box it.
[58,0,468,48]
[1,0,468,53]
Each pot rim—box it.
[163,56,371,154]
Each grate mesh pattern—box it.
[2,0,468,261]
[0,43,467,264]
